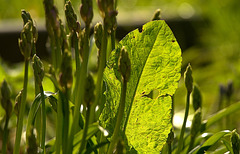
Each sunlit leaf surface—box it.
[100,20,182,153]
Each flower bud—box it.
[192,85,202,111]
[184,64,193,94]
[65,1,80,32]
[231,129,240,154]
[226,80,233,99]
[118,46,131,82]
[152,9,161,21]
[21,9,32,25]
[14,90,23,117]
[32,54,45,85]
[21,10,38,44]
[19,21,34,60]
[190,109,202,138]
[59,49,73,89]
[80,0,93,26]
[1,80,12,119]
[94,22,103,50]
[84,73,95,106]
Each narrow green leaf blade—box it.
[194,130,231,154]
[100,20,182,153]
[202,102,240,132]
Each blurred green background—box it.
[0,0,240,129]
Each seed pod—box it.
[80,0,93,26]
[118,46,131,82]
[192,85,202,111]
[84,73,95,106]
[190,109,202,138]
[14,90,23,117]
[1,80,13,119]
[32,54,45,86]
[231,129,240,154]
[184,64,193,94]
[152,9,161,21]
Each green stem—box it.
[79,105,91,153]
[54,31,62,72]
[14,59,29,154]
[177,92,191,153]
[187,136,195,153]
[110,29,115,51]
[56,91,63,154]
[90,24,108,123]
[40,85,46,154]
[107,78,127,154]
[62,87,70,154]
[67,26,90,154]
[2,118,9,154]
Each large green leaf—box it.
[100,20,182,153]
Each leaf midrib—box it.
[123,21,163,132]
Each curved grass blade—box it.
[26,92,57,149]
[201,102,240,132]
[191,130,231,154]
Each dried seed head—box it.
[184,64,193,93]
[118,46,131,82]
[80,0,93,26]
[94,22,103,50]
[1,80,13,119]
[84,73,95,106]
[32,54,45,85]
[190,109,202,138]
[192,85,202,111]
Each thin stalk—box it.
[90,24,108,123]
[56,91,64,154]
[40,85,46,154]
[73,32,80,76]
[79,105,91,153]
[54,31,62,72]
[168,142,172,154]
[2,118,9,154]
[110,29,115,51]
[34,60,41,148]
[73,31,81,104]
[14,59,29,154]
[67,26,91,154]
[62,87,70,154]
[107,78,127,154]
[187,136,195,153]
[177,92,191,153]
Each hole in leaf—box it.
[138,25,143,33]
[142,89,159,99]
